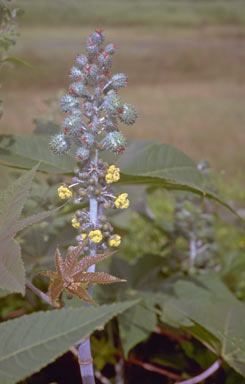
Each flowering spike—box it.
[45,30,137,305]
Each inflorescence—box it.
[52,29,138,253]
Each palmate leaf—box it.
[41,244,124,307]
[158,277,245,376]
[0,165,56,294]
[0,300,138,384]
[118,303,157,357]
[70,250,118,279]
[0,135,237,215]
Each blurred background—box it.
[1,0,245,175]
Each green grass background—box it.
[1,0,245,175]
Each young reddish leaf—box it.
[75,272,126,284]
[64,239,89,276]
[49,279,65,307]
[70,250,118,278]
[40,247,123,306]
[54,248,65,277]
[67,283,95,304]
[39,270,57,279]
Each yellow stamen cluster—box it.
[77,233,87,241]
[109,235,121,247]
[115,193,130,209]
[72,217,80,229]
[88,230,103,243]
[105,165,120,184]
[58,186,72,199]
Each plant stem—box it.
[25,281,52,306]
[127,358,181,381]
[78,152,98,384]
[189,236,197,267]
[177,358,222,384]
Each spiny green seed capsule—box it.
[103,92,122,115]
[103,131,126,153]
[80,133,95,147]
[69,66,83,80]
[76,147,90,161]
[111,73,128,89]
[76,54,88,67]
[62,115,83,136]
[49,134,70,155]
[119,103,138,125]
[60,95,79,112]
[70,82,90,98]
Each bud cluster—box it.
[52,30,138,253]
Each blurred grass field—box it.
[1,0,245,174]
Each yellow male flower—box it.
[77,233,87,242]
[89,230,103,243]
[72,217,80,229]
[58,185,72,199]
[109,234,121,247]
[115,193,130,209]
[105,165,120,184]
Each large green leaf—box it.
[118,303,157,357]
[0,166,56,294]
[118,140,203,187]
[159,278,245,376]
[0,135,75,174]
[0,301,138,384]
[117,141,238,215]
[0,135,238,214]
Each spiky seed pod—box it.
[104,43,117,55]
[111,73,128,89]
[49,133,71,155]
[118,103,138,125]
[80,133,95,147]
[90,30,105,45]
[98,52,112,70]
[70,108,82,117]
[84,63,99,81]
[102,131,126,153]
[62,115,84,136]
[76,147,90,161]
[69,66,84,81]
[82,101,93,117]
[76,54,88,68]
[70,82,90,98]
[86,37,99,57]
[103,92,122,115]
[60,95,79,113]
[105,116,118,132]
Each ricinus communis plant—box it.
[43,29,137,384]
